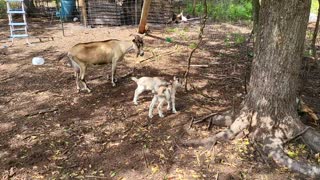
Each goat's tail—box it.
[131,77,138,82]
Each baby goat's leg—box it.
[157,97,166,118]
[133,86,144,105]
[149,95,158,118]
[165,91,172,111]
[171,94,177,113]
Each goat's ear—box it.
[173,76,177,80]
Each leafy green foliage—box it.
[185,0,252,21]
[311,0,319,14]
[0,0,6,18]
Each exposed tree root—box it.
[264,136,320,178]
[183,110,250,147]
[302,129,320,152]
[191,110,234,127]
[183,109,320,178]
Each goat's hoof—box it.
[112,83,116,87]
[148,114,153,118]
[87,89,92,93]
[133,101,138,105]
[172,110,178,114]
[159,114,164,118]
[114,78,118,82]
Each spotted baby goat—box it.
[148,77,183,118]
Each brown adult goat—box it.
[68,34,144,93]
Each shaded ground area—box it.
[0,18,319,179]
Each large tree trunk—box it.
[245,0,310,142]
[185,0,320,177]
[229,0,320,177]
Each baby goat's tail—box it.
[131,77,138,82]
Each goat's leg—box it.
[166,91,172,111]
[171,96,177,113]
[133,86,145,105]
[68,56,82,92]
[79,64,91,93]
[75,72,81,92]
[149,96,158,118]
[157,97,166,118]
[111,59,118,87]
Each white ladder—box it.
[6,0,30,45]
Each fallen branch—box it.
[179,64,209,68]
[139,51,175,63]
[265,136,320,178]
[85,175,109,179]
[24,107,58,117]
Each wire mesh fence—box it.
[83,0,185,26]
[0,0,188,43]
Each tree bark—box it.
[138,0,152,34]
[240,0,320,177]
[252,0,260,34]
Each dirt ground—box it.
[0,18,319,179]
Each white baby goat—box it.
[131,76,170,105]
[148,77,183,118]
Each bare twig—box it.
[139,51,175,63]
[184,0,208,91]
[193,113,218,124]
[24,107,58,117]
[85,175,109,179]
[179,64,209,68]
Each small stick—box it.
[179,64,209,68]
[189,117,195,129]
[139,51,175,63]
[85,175,109,179]
[193,113,218,124]
[25,107,58,117]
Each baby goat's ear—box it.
[173,76,176,80]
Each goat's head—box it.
[131,34,145,57]
[171,76,184,88]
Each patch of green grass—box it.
[311,0,319,14]
[189,42,197,49]
[165,27,179,33]
[185,0,252,22]
[233,33,246,45]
